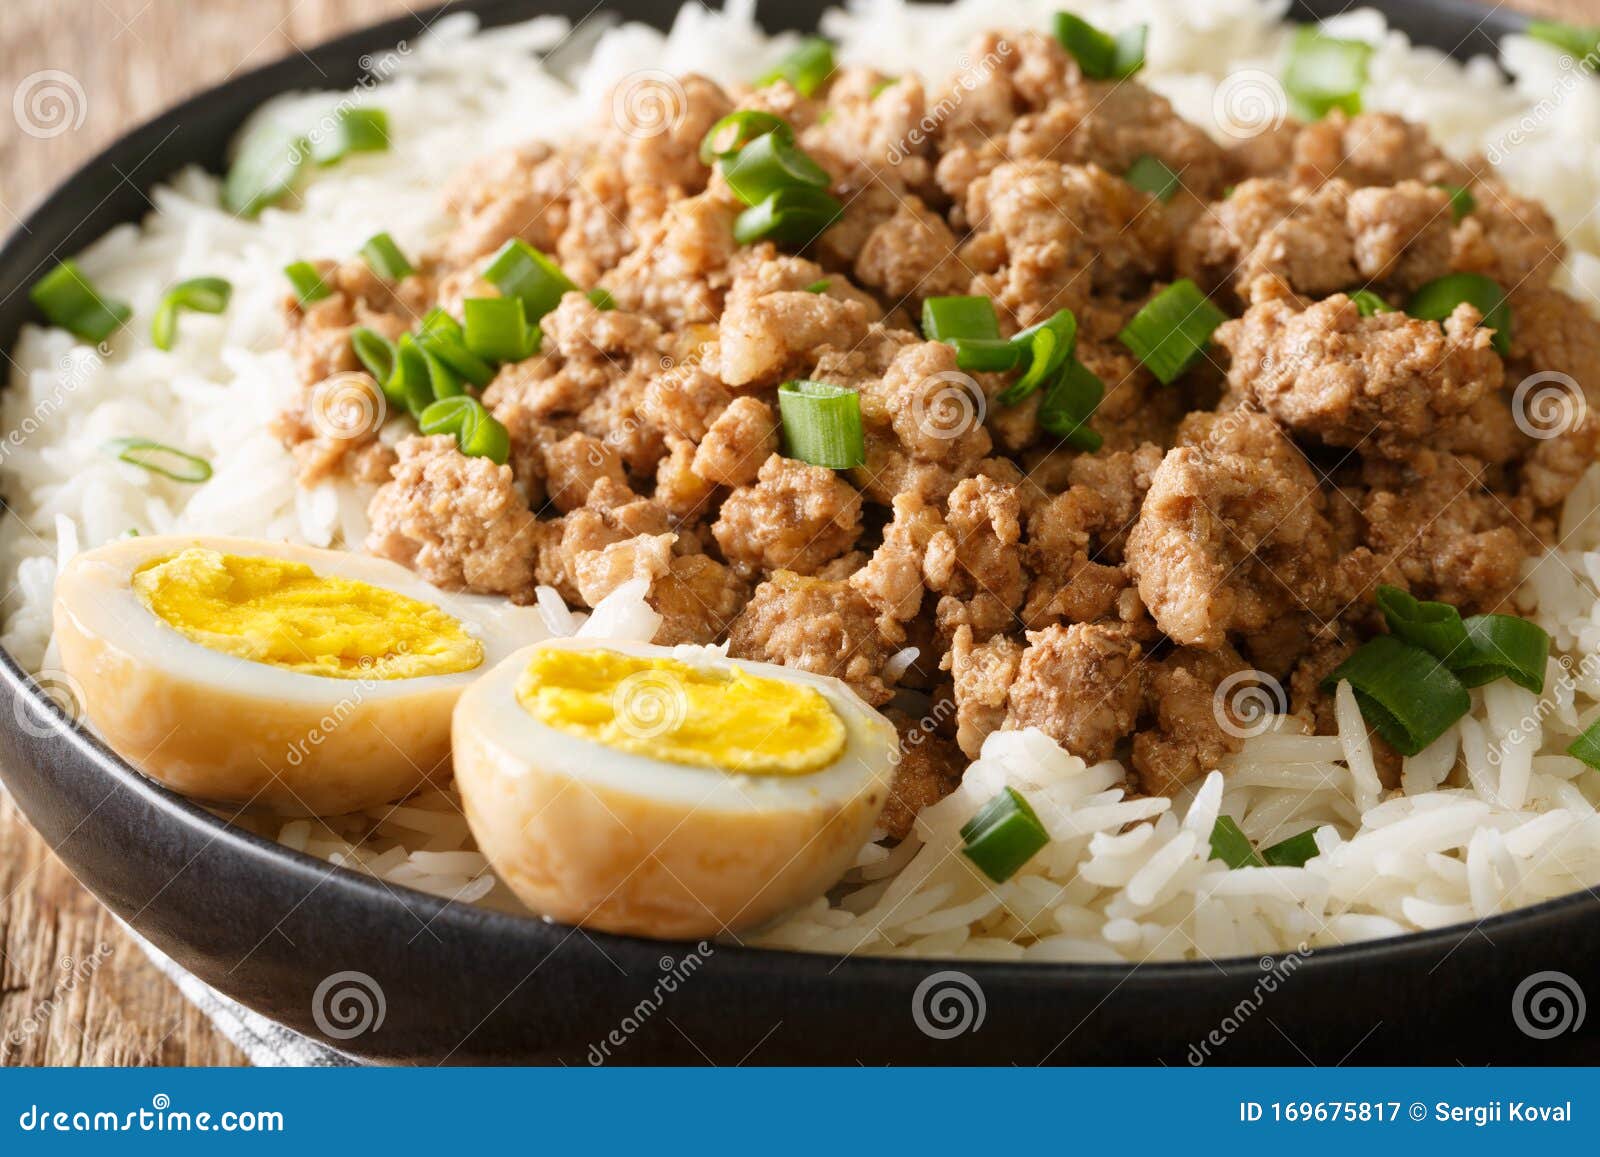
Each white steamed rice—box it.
[6,0,1600,961]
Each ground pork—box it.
[1004,622,1144,764]
[712,453,863,577]
[366,435,538,598]
[879,710,967,840]
[727,571,893,705]
[1131,645,1251,797]
[944,625,1023,758]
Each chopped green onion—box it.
[869,77,899,99]
[483,239,578,321]
[1282,27,1372,120]
[1566,718,1600,769]
[424,350,465,400]
[151,276,232,351]
[999,309,1077,406]
[1433,182,1476,221]
[309,107,389,166]
[587,286,615,310]
[29,261,131,344]
[359,232,414,281]
[350,327,397,383]
[951,338,1024,373]
[223,120,306,217]
[1117,279,1227,384]
[1053,12,1147,80]
[777,380,865,469]
[804,279,831,294]
[418,396,510,464]
[284,261,331,306]
[1208,815,1262,869]
[733,187,843,245]
[385,334,435,419]
[1406,273,1511,355]
[416,308,495,388]
[921,295,1001,343]
[756,37,835,97]
[1349,288,1395,316]
[102,437,212,483]
[463,297,538,363]
[1526,20,1600,60]
[700,110,787,164]
[1376,585,1469,658]
[1261,828,1321,868]
[1125,154,1181,202]
[1456,615,1550,694]
[721,126,831,205]
[1037,357,1105,452]
[1323,635,1470,757]
[960,787,1049,883]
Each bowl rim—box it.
[1,0,1585,985]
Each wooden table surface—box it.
[1,0,1598,1068]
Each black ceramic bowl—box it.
[4,0,1598,1066]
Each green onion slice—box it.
[951,338,1024,374]
[350,327,397,383]
[587,286,615,311]
[29,261,132,344]
[223,120,306,217]
[921,295,1001,343]
[756,37,835,97]
[151,276,232,351]
[1261,828,1322,868]
[416,308,495,388]
[1456,615,1549,694]
[1566,718,1600,769]
[804,279,831,294]
[1406,273,1511,355]
[284,261,331,306]
[999,309,1078,406]
[1323,635,1470,756]
[777,380,865,469]
[1208,815,1262,869]
[1125,154,1181,202]
[483,239,578,321]
[721,127,832,205]
[700,110,787,164]
[385,334,435,419]
[733,187,843,245]
[1118,279,1227,384]
[1283,27,1372,120]
[463,297,538,363]
[359,232,414,281]
[1053,12,1147,80]
[1037,357,1105,452]
[961,787,1049,883]
[310,107,389,166]
[1349,288,1395,317]
[102,437,212,483]
[418,396,510,464]
[1526,20,1600,60]
[1375,584,1470,658]
[1433,182,1476,221]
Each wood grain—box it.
[1,0,1597,1068]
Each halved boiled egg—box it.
[452,638,897,940]
[52,534,547,816]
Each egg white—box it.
[52,533,548,816]
[452,637,897,940]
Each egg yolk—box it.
[131,548,484,679]
[517,648,847,776]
